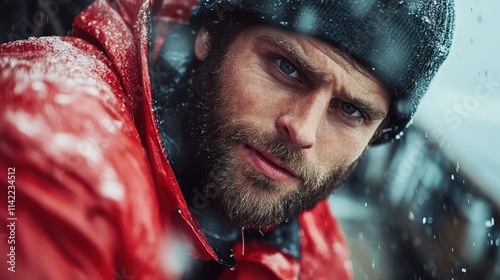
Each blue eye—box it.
[342,102,362,117]
[276,58,299,78]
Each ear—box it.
[194,26,210,61]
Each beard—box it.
[186,44,363,229]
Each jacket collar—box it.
[73,0,218,262]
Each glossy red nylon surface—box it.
[0,0,353,279]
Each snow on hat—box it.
[190,0,455,144]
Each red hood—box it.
[73,0,217,262]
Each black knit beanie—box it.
[190,0,455,144]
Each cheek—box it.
[220,66,253,114]
[223,78,260,118]
[223,66,280,120]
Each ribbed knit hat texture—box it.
[190,0,455,144]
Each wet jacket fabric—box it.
[0,0,352,279]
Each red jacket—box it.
[0,1,352,279]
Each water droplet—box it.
[408,211,415,220]
[230,267,235,271]
[423,192,430,200]
[461,268,467,273]
[485,218,495,228]
[451,174,455,180]
[241,227,245,256]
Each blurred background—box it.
[1,0,499,279]
[331,1,500,279]
[0,0,93,43]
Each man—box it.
[0,0,454,279]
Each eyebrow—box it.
[255,34,388,120]
[255,34,328,83]
[338,88,388,120]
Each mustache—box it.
[211,124,318,184]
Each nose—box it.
[276,95,327,149]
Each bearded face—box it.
[187,25,390,229]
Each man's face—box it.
[190,25,390,229]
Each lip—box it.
[241,144,298,184]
